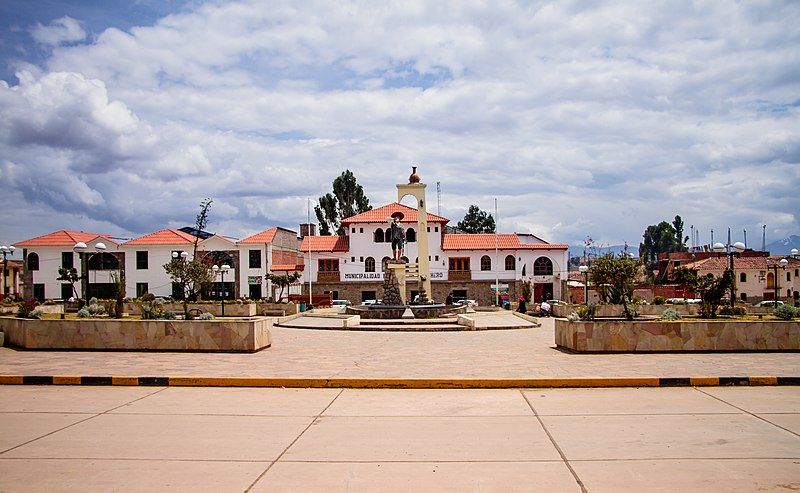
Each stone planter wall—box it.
[555,318,799,352]
[0,316,271,352]
[256,302,299,316]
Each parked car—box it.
[332,299,352,306]
[455,299,478,308]
[361,299,379,306]
[755,300,784,307]
[666,298,702,304]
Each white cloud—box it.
[1,0,799,250]
[30,16,86,46]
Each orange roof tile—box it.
[239,227,277,244]
[442,233,568,251]
[123,229,197,246]
[299,235,349,253]
[341,203,449,225]
[271,264,304,272]
[682,256,800,271]
[14,230,109,247]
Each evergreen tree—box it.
[457,205,496,233]
[314,170,372,235]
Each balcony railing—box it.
[448,270,472,281]
[317,271,340,283]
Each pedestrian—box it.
[517,295,527,313]
[446,292,453,305]
[540,300,551,317]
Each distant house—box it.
[682,255,800,303]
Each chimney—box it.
[299,223,316,238]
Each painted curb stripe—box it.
[1,375,798,388]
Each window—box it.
[60,284,73,300]
[136,283,149,298]
[385,228,392,242]
[435,226,439,232]
[427,227,430,232]
[352,228,355,234]
[381,256,391,270]
[449,257,470,271]
[361,291,376,302]
[505,255,516,271]
[136,251,148,270]
[435,255,439,261]
[249,250,261,269]
[351,257,356,262]
[740,292,747,301]
[788,272,792,282]
[61,252,73,269]
[27,252,39,271]
[360,228,364,233]
[374,229,384,242]
[480,255,491,271]
[406,228,416,243]
[88,253,119,270]
[533,257,553,276]
[365,257,375,273]
[740,272,747,283]
[359,256,363,262]
[33,283,45,301]
[249,284,262,300]
[318,259,339,272]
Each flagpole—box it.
[308,197,312,307]
[495,198,499,307]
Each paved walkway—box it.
[1,385,798,491]
[1,318,798,380]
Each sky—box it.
[0,0,798,257]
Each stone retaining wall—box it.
[555,318,799,352]
[123,302,257,317]
[0,316,271,352]
[553,304,702,318]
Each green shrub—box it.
[774,304,797,320]
[29,308,44,319]
[89,297,98,305]
[719,305,746,316]
[16,298,39,319]
[653,296,665,305]
[662,308,681,321]
[77,308,91,318]
[87,303,106,316]
[577,302,596,321]
[566,312,580,322]
[198,312,215,320]
[163,311,177,320]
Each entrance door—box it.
[248,284,262,300]
[33,284,45,301]
[533,283,553,302]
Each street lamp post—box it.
[578,264,589,304]
[0,245,16,299]
[73,242,107,302]
[767,258,789,303]
[212,264,230,316]
[712,230,745,308]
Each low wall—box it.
[124,302,257,317]
[555,318,799,352]
[553,304,702,318]
[256,302,299,316]
[0,316,271,352]
[0,304,64,315]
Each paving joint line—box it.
[694,387,800,438]
[243,388,345,492]
[521,390,588,493]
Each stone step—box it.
[361,318,456,325]
[350,323,464,331]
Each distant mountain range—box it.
[765,235,800,255]
[567,235,799,259]
[568,244,639,259]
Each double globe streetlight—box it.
[767,257,789,304]
[212,264,230,316]
[73,241,107,302]
[0,245,16,298]
[578,264,589,304]
[712,239,745,308]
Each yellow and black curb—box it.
[0,375,798,388]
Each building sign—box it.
[344,273,383,280]
[248,276,262,285]
[430,272,444,279]
[490,283,509,292]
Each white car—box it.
[756,300,784,307]
[332,300,351,306]
[361,299,379,306]
[455,299,478,308]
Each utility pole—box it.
[436,181,441,216]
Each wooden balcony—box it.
[317,271,340,283]
[448,270,472,281]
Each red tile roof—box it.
[14,230,109,247]
[442,234,568,251]
[239,227,277,244]
[271,264,304,272]
[682,256,800,271]
[124,229,197,246]
[299,235,350,253]
[341,203,449,225]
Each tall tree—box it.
[639,215,688,265]
[193,198,213,256]
[589,253,641,320]
[314,170,372,235]
[457,205,496,233]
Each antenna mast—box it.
[436,181,441,216]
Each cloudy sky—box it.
[1,0,798,254]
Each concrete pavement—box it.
[1,385,798,491]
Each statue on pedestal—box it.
[388,211,405,261]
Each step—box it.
[350,323,464,331]
[361,318,457,324]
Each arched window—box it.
[740,272,747,283]
[533,257,553,276]
[401,256,409,264]
[480,255,491,271]
[374,229,384,243]
[381,256,391,271]
[406,228,416,243]
[365,257,375,273]
[505,255,516,271]
[767,272,775,289]
[385,228,392,243]
[88,253,119,270]
[201,251,235,269]
[27,252,39,271]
